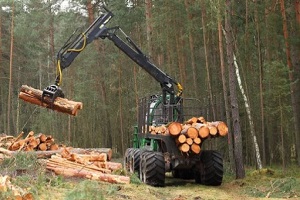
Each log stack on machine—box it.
[148,116,228,154]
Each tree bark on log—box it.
[48,155,111,174]
[19,85,83,116]
[184,117,198,124]
[46,155,129,184]
[89,172,130,184]
[0,147,113,160]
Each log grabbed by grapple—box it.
[19,85,83,116]
[41,84,65,105]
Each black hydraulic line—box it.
[58,9,114,69]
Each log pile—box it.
[0,132,129,186]
[148,116,228,154]
[0,175,33,200]
[46,148,130,184]
[3,131,60,152]
[19,85,83,116]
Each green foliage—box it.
[129,173,142,185]
[0,152,40,176]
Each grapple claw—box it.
[41,84,65,106]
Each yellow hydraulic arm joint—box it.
[176,82,183,97]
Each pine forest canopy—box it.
[0,0,300,178]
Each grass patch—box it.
[238,166,300,199]
[65,180,105,200]
[129,173,142,184]
[0,152,41,177]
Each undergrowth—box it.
[237,165,300,199]
[64,180,105,200]
[0,153,72,199]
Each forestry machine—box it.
[42,6,223,186]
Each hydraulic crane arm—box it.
[104,27,183,97]
[42,6,183,105]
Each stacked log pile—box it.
[19,85,83,116]
[0,175,33,200]
[0,133,113,161]
[46,148,130,184]
[148,116,228,154]
[0,132,129,186]
[2,131,60,152]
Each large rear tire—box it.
[130,149,141,174]
[194,150,223,186]
[140,151,165,187]
[124,148,134,173]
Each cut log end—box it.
[199,126,210,138]
[191,144,201,154]
[186,127,199,139]
[179,143,190,153]
[177,134,186,144]
[168,122,182,136]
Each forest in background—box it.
[1,0,300,178]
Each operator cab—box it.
[139,94,206,135]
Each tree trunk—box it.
[184,0,197,96]
[233,54,263,170]
[280,0,300,166]
[217,0,235,172]
[201,1,216,121]
[225,0,245,179]
[118,65,125,155]
[173,8,186,87]
[254,0,266,166]
[85,2,113,149]
[291,0,300,167]
[0,12,2,132]
[87,0,94,24]
[279,98,285,172]
[145,0,153,56]
[7,1,14,135]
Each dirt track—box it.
[103,176,288,200]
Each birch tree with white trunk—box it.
[233,54,263,170]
